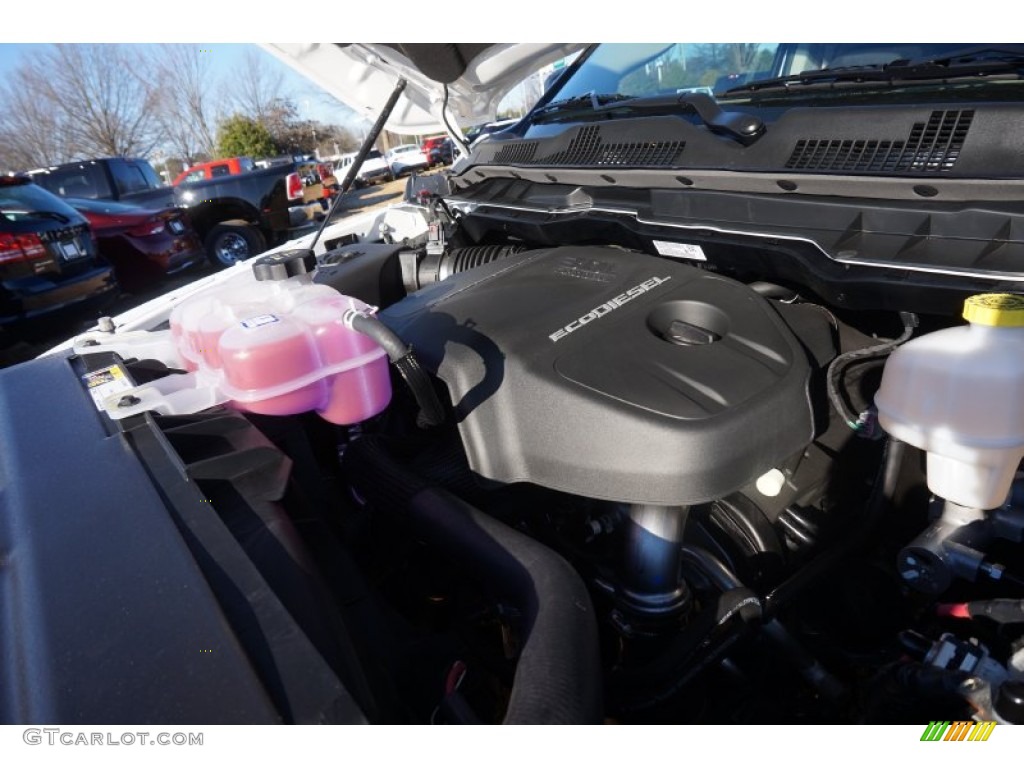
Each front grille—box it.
[786,109,974,173]
[491,126,686,168]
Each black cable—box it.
[442,84,470,158]
[826,311,918,432]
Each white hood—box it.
[261,43,585,133]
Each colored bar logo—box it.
[920,721,997,742]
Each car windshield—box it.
[30,163,112,200]
[542,43,1024,105]
[0,182,80,222]
[545,44,779,100]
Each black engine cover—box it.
[381,246,821,505]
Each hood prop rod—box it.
[306,77,408,255]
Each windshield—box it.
[544,43,1020,103]
[547,44,779,99]
[31,163,112,200]
[0,182,81,223]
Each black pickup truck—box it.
[27,157,330,267]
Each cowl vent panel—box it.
[786,110,974,173]
[492,126,686,168]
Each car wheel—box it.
[205,224,265,269]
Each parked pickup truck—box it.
[27,157,330,267]
[172,157,256,186]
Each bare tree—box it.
[0,60,77,170]
[0,44,165,170]
[233,48,286,124]
[153,44,221,164]
[44,45,165,158]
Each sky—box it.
[0,3,999,143]
[0,43,365,132]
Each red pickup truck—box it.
[172,157,255,185]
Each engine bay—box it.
[6,182,1021,726]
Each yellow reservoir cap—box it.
[963,293,1024,327]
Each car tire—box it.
[205,224,265,269]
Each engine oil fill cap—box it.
[963,293,1024,327]
[665,319,719,346]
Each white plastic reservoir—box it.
[875,293,1024,510]
[73,250,392,425]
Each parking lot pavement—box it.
[335,179,404,214]
[330,167,448,217]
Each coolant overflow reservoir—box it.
[162,250,391,424]
[875,294,1024,509]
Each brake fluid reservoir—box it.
[875,294,1024,509]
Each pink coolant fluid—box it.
[169,302,202,372]
[303,296,392,424]
[219,313,329,416]
[169,251,392,424]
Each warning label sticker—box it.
[241,314,280,329]
[652,241,707,261]
[82,365,133,410]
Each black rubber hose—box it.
[680,546,845,700]
[610,583,763,711]
[827,311,918,430]
[343,437,603,724]
[763,438,907,617]
[614,546,844,710]
[347,312,445,429]
[410,488,603,724]
[417,244,527,289]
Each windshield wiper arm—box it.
[725,65,892,94]
[531,92,631,119]
[533,91,765,145]
[726,47,1024,95]
[591,92,766,144]
[900,45,1024,69]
